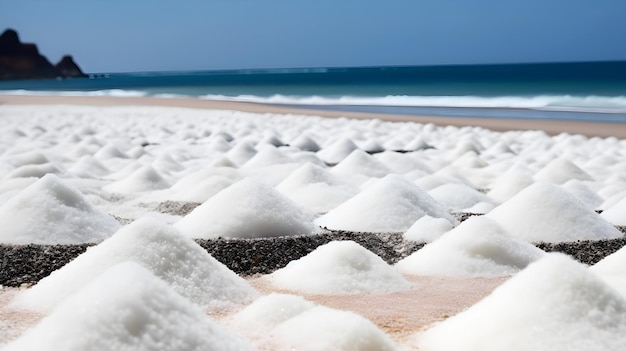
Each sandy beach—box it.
[1,94,625,138]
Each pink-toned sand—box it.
[247,275,507,343]
[1,94,625,138]
[0,275,506,345]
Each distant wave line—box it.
[3,89,626,115]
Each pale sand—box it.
[1,94,625,138]
[0,276,506,345]
[247,275,508,343]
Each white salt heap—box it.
[330,149,391,179]
[316,174,456,232]
[5,262,253,351]
[591,246,626,296]
[427,182,497,212]
[415,254,626,351]
[231,293,397,351]
[13,217,257,312]
[269,240,410,294]
[600,196,626,226]
[228,293,316,334]
[276,162,356,213]
[175,178,316,238]
[316,137,359,164]
[534,157,594,184]
[271,306,397,351]
[403,215,455,243]
[486,182,622,242]
[104,165,171,193]
[0,174,120,244]
[396,216,545,277]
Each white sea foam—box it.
[200,94,626,114]
[0,89,148,97]
[4,89,626,114]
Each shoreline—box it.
[1,94,625,138]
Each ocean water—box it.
[2,61,626,123]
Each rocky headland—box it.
[0,29,86,81]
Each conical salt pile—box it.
[0,174,120,244]
[534,157,594,184]
[396,216,544,277]
[5,262,253,351]
[104,164,171,193]
[591,245,626,296]
[276,162,356,213]
[269,240,410,294]
[600,196,626,226]
[13,217,257,312]
[316,174,455,232]
[175,178,316,238]
[415,254,626,351]
[486,182,621,242]
[231,293,397,351]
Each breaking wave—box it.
[200,94,626,114]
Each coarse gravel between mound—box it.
[0,208,624,287]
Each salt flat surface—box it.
[0,104,625,350]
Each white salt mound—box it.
[316,137,359,164]
[3,163,64,179]
[591,246,626,297]
[5,262,253,351]
[416,254,626,351]
[271,306,397,351]
[396,216,545,277]
[486,182,622,243]
[486,170,534,203]
[562,179,604,210]
[403,215,454,243]
[534,157,594,184]
[428,183,496,211]
[330,149,391,178]
[600,196,626,226]
[0,174,120,244]
[315,174,455,233]
[269,240,410,294]
[104,164,171,193]
[276,162,356,213]
[13,217,257,312]
[229,293,315,334]
[230,293,396,350]
[174,178,316,238]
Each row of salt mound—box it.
[13,217,258,312]
[5,262,254,351]
[414,253,626,351]
[228,293,397,351]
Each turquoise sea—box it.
[2,61,626,123]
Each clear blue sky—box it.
[2,0,626,73]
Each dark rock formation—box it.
[0,28,86,81]
[55,55,86,78]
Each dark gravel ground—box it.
[1,216,624,288]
